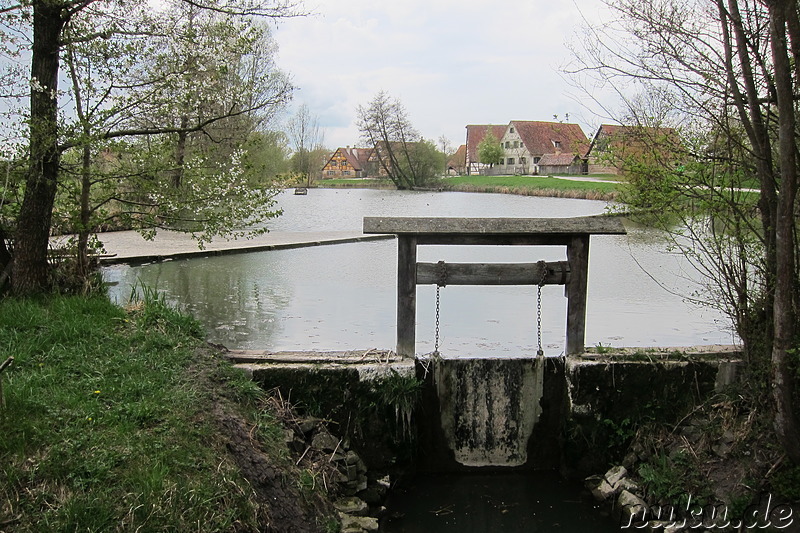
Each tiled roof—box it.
[511,121,590,157]
[466,124,507,163]
[327,147,372,171]
[587,124,681,156]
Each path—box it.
[54,229,392,265]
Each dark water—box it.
[381,472,620,533]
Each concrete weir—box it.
[229,346,742,473]
[431,357,545,467]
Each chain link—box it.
[536,260,547,357]
[434,261,447,356]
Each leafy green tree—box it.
[0,0,299,293]
[241,130,291,187]
[477,130,503,170]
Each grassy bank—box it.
[0,294,331,532]
[439,175,619,200]
[315,174,620,200]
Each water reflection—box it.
[104,189,736,355]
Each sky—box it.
[271,0,617,152]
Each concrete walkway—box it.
[55,229,393,265]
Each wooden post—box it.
[397,236,417,357]
[565,235,590,355]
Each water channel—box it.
[104,188,736,356]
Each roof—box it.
[466,125,507,163]
[538,153,581,166]
[326,147,372,171]
[587,124,682,156]
[447,145,467,168]
[511,121,590,157]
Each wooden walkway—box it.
[53,230,393,265]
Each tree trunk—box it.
[77,144,92,281]
[12,0,67,295]
[767,0,800,464]
[172,117,189,188]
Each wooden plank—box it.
[416,261,570,286]
[397,235,417,357]
[415,234,576,246]
[566,235,590,355]
[363,216,626,236]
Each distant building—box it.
[321,146,375,178]
[465,124,507,175]
[585,124,683,175]
[447,145,467,175]
[465,121,591,176]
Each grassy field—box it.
[0,294,327,532]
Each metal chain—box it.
[536,260,547,357]
[434,261,447,356]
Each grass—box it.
[441,174,620,194]
[0,293,300,531]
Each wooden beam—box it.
[416,261,570,286]
[397,235,417,357]
[565,235,590,355]
[364,216,626,236]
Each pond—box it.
[103,188,736,356]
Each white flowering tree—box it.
[0,0,300,294]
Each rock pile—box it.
[288,416,392,533]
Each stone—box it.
[616,478,640,493]
[617,490,648,527]
[585,475,616,501]
[375,475,391,490]
[345,450,361,466]
[333,497,369,516]
[297,417,322,435]
[311,430,341,452]
[339,513,379,532]
[622,451,639,470]
[605,465,628,487]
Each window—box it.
[507,158,515,165]
[505,141,510,148]
[510,127,515,133]
[343,170,351,175]
[499,158,504,165]
[520,157,527,165]
[327,170,335,176]
[533,157,541,164]
[553,140,561,149]
[513,141,519,148]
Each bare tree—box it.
[286,103,325,186]
[568,0,800,462]
[357,91,437,189]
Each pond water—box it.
[103,188,737,356]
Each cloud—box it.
[274,0,615,149]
